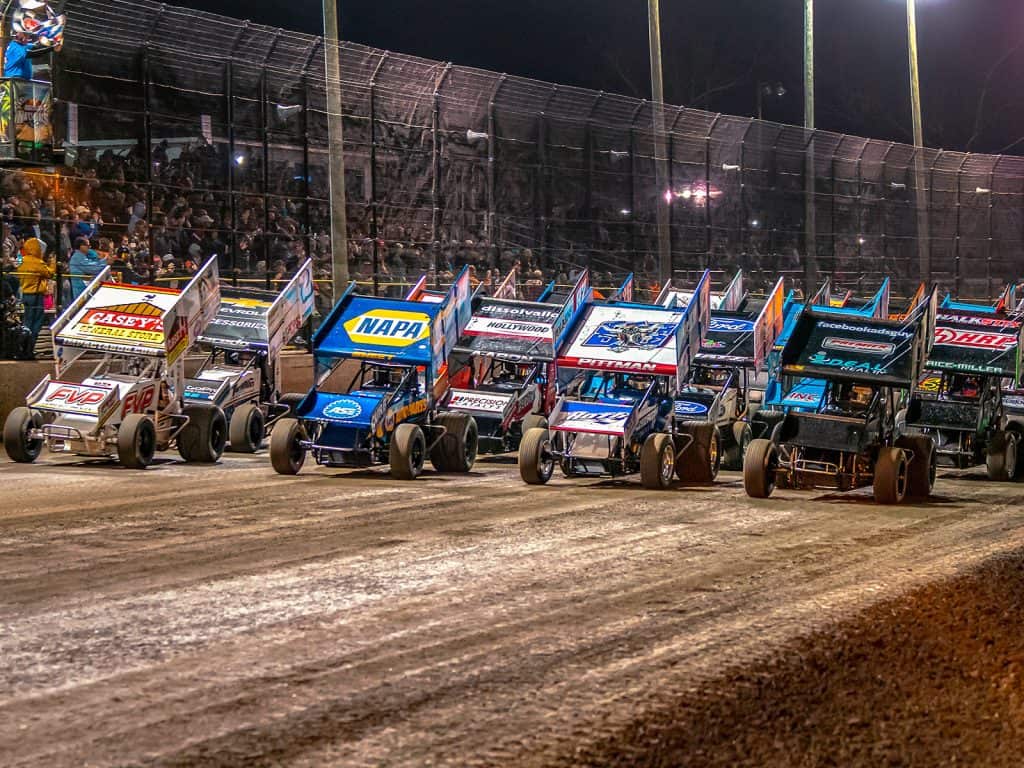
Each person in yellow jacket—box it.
[17,237,54,357]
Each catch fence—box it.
[16,0,1024,305]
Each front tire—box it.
[722,422,752,471]
[987,431,1018,482]
[743,438,777,498]
[896,435,935,499]
[430,413,478,473]
[178,405,227,463]
[3,406,42,463]
[229,403,265,453]
[676,423,720,484]
[117,413,156,469]
[874,447,909,504]
[640,432,675,490]
[519,427,554,485]
[270,418,306,475]
[390,423,426,480]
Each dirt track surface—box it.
[2,449,1024,766]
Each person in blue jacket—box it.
[4,31,37,80]
[68,236,105,300]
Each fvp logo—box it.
[674,399,709,416]
[323,398,363,420]
[344,310,431,348]
[583,321,675,352]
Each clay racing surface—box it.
[1,450,1023,766]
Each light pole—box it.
[757,82,786,121]
[907,0,930,279]
[323,0,350,296]
[803,0,817,291]
[648,0,672,286]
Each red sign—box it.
[47,386,107,407]
[934,327,1017,350]
[122,385,156,417]
[83,310,163,333]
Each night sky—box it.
[173,0,1024,155]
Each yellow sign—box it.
[344,309,431,348]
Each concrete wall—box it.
[0,352,315,441]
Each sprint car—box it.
[270,267,479,479]
[186,260,314,452]
[4,259,224,468]
[518,271,716,489]
[744,288,937,504]
[443,270,591,453]
[673,274,785,471]
[902,306,1024,480]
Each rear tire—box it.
[722,422,752,471]
[430,413,478,473]
[390,423,426,480]
[519,427,554,485]
[676,423,720,484]
[743,438,777,498]
[3,406,42,463]
[987,431,1018,482]
[874,447,909,504]
[896,435,935,499]
[278,393,305,417]
[117,413,156,469]
[640,433,675,490]
[270,418,306,475]
[229,403,264,453]
[520,414,548,435]
[178,406,227,463]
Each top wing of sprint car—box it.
[658,269,746,312]
[198,259,314,358]
[549,270,712,441]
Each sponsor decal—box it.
[807,352,888,375]
[166,315,190,364]
[917,375,941,393]
[560,410,629,428]
[464,317,552,341]
[344,309,431,348]
[323,398,363,420]
[584,321,676,352]
[572,358,660,373]
[817,321,912,339]
[184,383,218,401]
[76,304,165,346]
[1003,395,1024,410]
[674,399,709,416]
[121,384,156,417]
[377,398,429,437]
[783,390,822,404]
[822,337,895,356]
[449,391,511,414]
[709,317,754,333]
[936,313,1020,329]
[37,382,115,415]
[934,327,1017,351]
[479,303,558,323]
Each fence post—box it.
[628,101,644,265]
[538,86,557,270]
[486,75,507,248]
[954,154,968,296]
[988,159,998,298]
[738,119,754,263]
[226,60,237,281]
[928,150,942,294]
[855,139,869,294]
[705,114,722,270]
[430,63,452,288]
[369,52,388,295]
[880,142,896,289]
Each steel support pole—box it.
[648,0,671,286]
[907,0,930,281]
[804,0,818,293]
[323,0,349,295]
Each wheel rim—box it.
[897,456,908,498]
[411,434,425,471]
[539,439,554,479]
[765,446,777,491]
[138,423,155,462]
[289,428,304,465]
[249,412,263,447]
[709,432,719,471]
[660,443,674,484]
[464,424,476,466]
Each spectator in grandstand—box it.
[68,237,105,300]
[4,31,38,80]
[16,237,54,356]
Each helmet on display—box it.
[11,1,66,49]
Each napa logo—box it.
[344,309,431,348]
[323,398,363,420]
